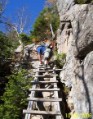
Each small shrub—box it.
[75,0,92,4]
[63,85,71,96]
[0,69,32,119]
[54,52,66,68]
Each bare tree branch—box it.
[16,6,31,33]
[0,0,8,15]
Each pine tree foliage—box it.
[30,6,60,41]
[0,70,32,119]
[75,0,93,4]
[0,31,18,59]
[0,31,19,76]
[19,33,32,45]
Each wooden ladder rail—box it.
[52,66,62,119]
[37,65,62,119]
[24,68,39,119]
[23,64,63,119]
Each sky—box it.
[0,0,46,34]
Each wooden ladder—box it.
[23,64,63,119]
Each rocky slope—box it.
[56,0,93,118]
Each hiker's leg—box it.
[44,52,50,66]
[38,54,42,64]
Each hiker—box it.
[44,41,53,66]
[33,39,53,65]
[33,44,46,64]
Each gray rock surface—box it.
[57,4,93,58]
[73,4,93,58]
[57,0,75,16]
[57,1,93,119]
[72,51,93,118]
[83,51,93,115]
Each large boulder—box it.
[72,51,93,118]
[57,2,93,119]
[74,5,93,58]
[58,4,93,58]
[62,4,93,59]
[60,40,93,119]
[83,51,93,115]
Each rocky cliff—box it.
[56,0,93,118]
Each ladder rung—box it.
[31,81,58,84]
[49,69,62,71]
[39,66,45,68]
[34,70,52,73]
[23,110,61,115]
[29,88,60,92]
[36,70,46,72]
[39,67,51,70]
[27,97,62,102]
[39,64,44,66]
[35,75,54,78]
[35,69,62,73]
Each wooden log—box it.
[34,69,62,73]
[24,84,36,119]
[23,110,61,115]
[27,97,62,102]
[35,75,53,78]
[24,70,39,119]
[31,81,58,84]
[39,66,46,68]
[61,20,70,22]
[52,75,62,119]
[29,88,60,92]
[34,70,52,73]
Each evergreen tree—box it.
[75,0,93,4]
[0,70,32,119]
[19,33,32,45]
[0,31,17,59]
[30,6,59,41]
[0,31,19,76]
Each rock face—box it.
[57,0,75,15]
[57,4,93,57]
[57,1,93,118]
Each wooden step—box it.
[39,67,51,70]
[35,74,56,78]
[27,97,62,102]
[38,69,62,71]
[49,69,62,71]
[39,66,51,69]
[39,64,44,66]
[23,110,61,115]
[35,69,62,73]
[31,81,58,84]
[34,70,52,73]
[35,75,53,78]
[29,88,60,92]
[39,66,46,68]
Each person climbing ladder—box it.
[33,39,53,66]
